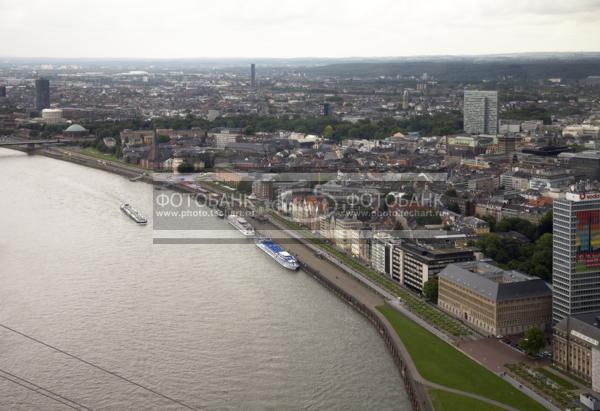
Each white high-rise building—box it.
[371,232,394,277]
[463,90,498,134]
[553,192,600,323]
[402,90,409,110]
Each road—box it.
[43,147,147,180]
[253,218,538,411]
[27,149,551,411]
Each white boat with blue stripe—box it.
[256,237,300,271]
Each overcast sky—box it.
[1,0,599,58]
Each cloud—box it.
[479,0,600,16]
[0,0,599,58]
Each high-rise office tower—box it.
[323,103,331,117]
[553,191,600,323]
[251,64,256,88]
[35,78,50,110]
[0,85,6,97]
[463,90,498,134]
[402,90,409,110]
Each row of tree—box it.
[481,212,552,242]
[476,213,553,281]
[77,112,464,143]
[501,106,552,125]
[16,108,464,143]
[476,233,553,281]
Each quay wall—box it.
[299,261,430,411]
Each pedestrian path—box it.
[264,216,553,411]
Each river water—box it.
[0,149,409,410]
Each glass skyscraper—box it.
[35,78,50,111]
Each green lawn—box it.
[429,389,505,411]
[550,365,590,388]
[378,305,547,411]
[535,367,577,390]
[506,363,576,407]
[76,147,146,170]
[80,147,119,162]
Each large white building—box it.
[553,192,600,323]
[211,132,239,148]
[563,124,600,138]
[370,233,475,293]
[371,232,394,276]
[463,90,498,135]
[41,108,63,124]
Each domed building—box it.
[64,123,89,138]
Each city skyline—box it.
[3,2,600,409]
[1,0,600,59]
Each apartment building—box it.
[391,241,475,292]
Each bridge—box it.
[0,137,63,151]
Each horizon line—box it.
[2,50,600,61]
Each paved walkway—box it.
[265,217,478,345]
[500,373,560,411]
[255,218,547,411]
[44,148,146,179]
[31,152,550,411]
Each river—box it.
[0,149,409,410]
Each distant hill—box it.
[303,56,600,81]
[2,53,600,80]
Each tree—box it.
[535,210,553,238]
[476,232,553,281]
[502,106,552,125]
[481,215,497,232]
[237,180,253,195]
[423,277,438,303]
[322,125,334,139]
[385,193,397,206]
[518,327,545,356]
[528,233,553,281]
[495,217,537,240]
[177,162,195,173]
[447,202,461,214]
[445,188,458,197]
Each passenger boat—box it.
[255,237,300,270]
[120,203,148,225]
[227,214,255,236]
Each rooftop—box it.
[555,311,600,345]
[439,261,551,301]
[399,240,475,261]
[65,123,87,133]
